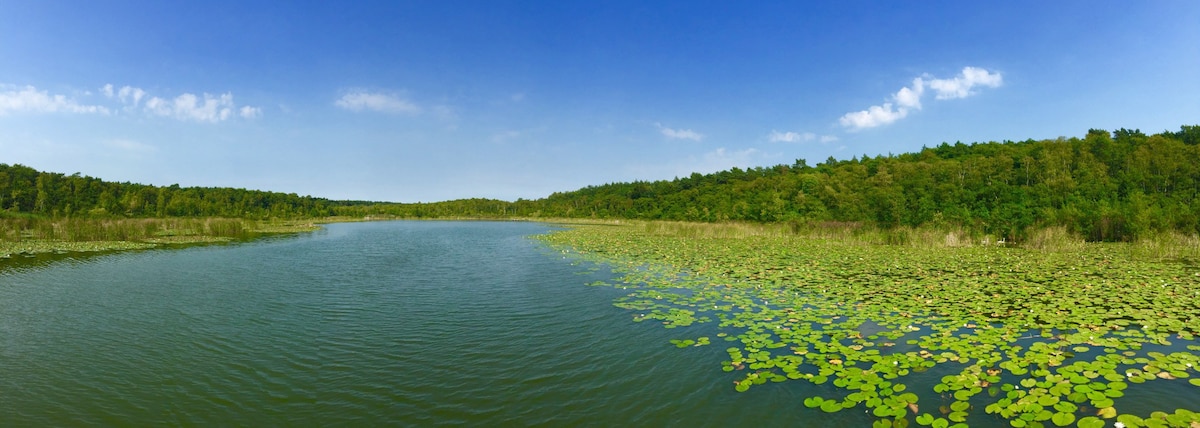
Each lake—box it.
[1,221,885,426]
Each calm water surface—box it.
[0,221,868,426]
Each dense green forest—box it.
[3,125,1198,242]
[530,125,1200,241]
[0,163,343,218]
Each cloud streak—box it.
[628,147,772,181]
[656,123,704,141]
[767,130,839,144]
[101,84,261,122]
[0,85,110,115]
[839,66,1002,130]
[768,130,814,143]
[335,91,422,114]
[142,92,260,122]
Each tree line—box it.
[3,125,1198,242]
[0,164,340,219]
[531,125,1200,241]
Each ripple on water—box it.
[3,221,886,426]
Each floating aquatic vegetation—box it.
[537,224,1200,427]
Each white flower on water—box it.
[1115,422,1126,428]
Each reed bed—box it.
[0,217,253,242]
[0,216,322,258]
[569,219,1200,263]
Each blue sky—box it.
[2,1,1198,202]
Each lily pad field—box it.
[538,222,1200,428]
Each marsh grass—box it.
[624,220,994,249]
[0,217,252,242]
[1129,230,1200,261]
[0,216,322,258]
[639,220,792,239]
[586,219,1200,262]
[1021,225,1085,251]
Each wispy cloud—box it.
[101,84,260,122]
[0,85,110,115]
[430,104,456,122]
[768,130,814,143]
[335,91,421,114]
[656,123,704,141]
[142,92,258,122]
[767,130,840,144]
[839,66,1002,131]
[239,105,262,119]
[699,147,761,170]
[490,130,522,143]
[629,147,778,180]
[102,84,147,106]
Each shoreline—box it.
[0,219,325,262]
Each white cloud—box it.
[239,105,262,119]
[839,103,910,130]
[144,92,242,123]
[100,84,258,122]
[928,66,1003,99]
[335,91,421,114]
[893,78,925,109]
[768,130,839,144]
[117,85,147,106]
[656,123,704,141]
[839,66,1002,130]
[0,85,110,115]
[768,130,815,143]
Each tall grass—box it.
[1021,226,1085,252]
[0,217,253,242]
[1128,230,1200,261]
[623,220,990,248]
[638,220,791,239]
[785,221,988,248]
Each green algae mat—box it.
[538,224,1200,428]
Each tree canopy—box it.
[4,125,1198,242]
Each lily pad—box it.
[1050,412,1075,427]
[1076,416,1105,428]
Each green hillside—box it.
[531,126,1200,241]
[4,125,1199,242]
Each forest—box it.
[3,125,1199,242]
[530,125,1200,241]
